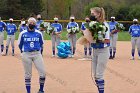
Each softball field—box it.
[0,41,140,93]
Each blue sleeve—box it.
[81,23,86,30]
[129,26,132,34]
[39,34,44,47]
[60,24,62,31]
[18,34,24,52]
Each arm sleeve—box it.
[18,33,23,52]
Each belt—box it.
[28,50,39,52]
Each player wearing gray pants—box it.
[67,16,79,57]
[51,17,62,57]
[5,18,17,56]
[0,32,4,54]
[18,17,46,93]
[0,17,6,53]
[84,7,110,93]
[129,19,140,60]
[109,17,118,59]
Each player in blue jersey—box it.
[18,17,46,93]
[51,17,62,57]
[109,16,118,59]
[84,7,110,93]
[3,18,17,56]
[81,17,92,60]
[18,18,28,32]
[36,14,44,55]
[67,16,79,57]
[129,19,140,60]
[0,17,6,54]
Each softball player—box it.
[19,20,28,32]
[0,17,6,54]
[36,14,44,54]
[84,7,110,93]
[129,19,140,60]
[67,16,79,57]
[81,17,92,59]
[18,17,46,93]
[4,18,17,56]
[51,17,62,57]
[109,17,118,59]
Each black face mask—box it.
[71,19,74,22]
[10,21,13,23]
[111,19,115,22]
[38,18,41,20]
[23,24,26,26]
[54,21,58,23]
[133,21,138,24]
[28,24,35,30]
[86,20,90,23]
[90,15,97,21]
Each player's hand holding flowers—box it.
[67,26,79,34]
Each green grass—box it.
[3,30,131,41]
[118,31,131,41]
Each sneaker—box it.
[109,56,113,59]
[12,53,14,56]
[130,57,134,60]
[52,55,55,57]
[71,55,74,58]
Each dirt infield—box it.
[0,41,140,93]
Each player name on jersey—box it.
[24,37,39,42]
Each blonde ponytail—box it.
[90,7,106,23]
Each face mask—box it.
[54,21,58,23]
[90,15,97,21]
[10,21,13,23]
[71,19,74,22]
[38,18,41,20]
[23,24,26,26]
[133,21,138,24]
[86,20,90,23]
[111,19,115,22]
[28,24,35,29]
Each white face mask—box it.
[21,21,26,25]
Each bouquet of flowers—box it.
[115,23,125,31]
[85,21,108,43]
[40,22,56,35]
[67,26,79,34]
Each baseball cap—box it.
[111,16,115,19]
[70,16,75,19]
[54,17,58,21]
[9,18,13,21]
[28,17,37,23]
[133,19,138,22]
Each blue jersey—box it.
[0,21,6,32]
[36,20,43,30]
[6,23,17,35]
[18,29,44,52]
[109,21,118,33]
[51,23,62,32]
[81,22,86,31]
[67,22,79,29]
[20,24,28,32]
[129,24,140,37]
[91,22,110,49]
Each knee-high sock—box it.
[84,47,87,56]
[95,79,104,93]
[138,50,140,57]
[52,47,55,55]
[39,77,45,92]
[1,44,4,52]
[89,47,92,56]
[12,47,14,54]
[113,47,116,57]
[132,49,135,57]
[73,47,76,55]
[6,46,8,55]
[110,48,112,57]
[25,78,31,93]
